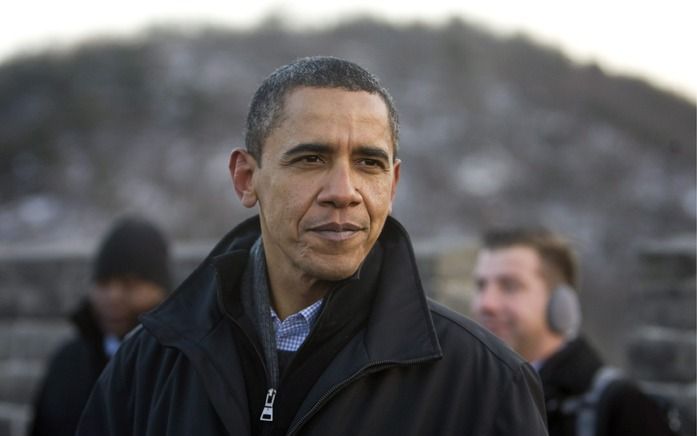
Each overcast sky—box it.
[2,0,695,99]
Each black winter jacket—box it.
[77,216,548,435]
[541,337,675,436]
[30,301,109,436]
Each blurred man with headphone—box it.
[471,227,677,436]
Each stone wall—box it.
[627,235,696,436]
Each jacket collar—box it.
[143,215,441,362]
[361,216,442,362]
[539,337,603,397]
[141,216,260,344]
[70,299,108,365]
[288,217,443,432]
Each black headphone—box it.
[546,285,582,338]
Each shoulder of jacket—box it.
[98,324,187,396]
[115,323,177,367]
[427,298,528,373]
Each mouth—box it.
[104,316,130,327]
[307,222,366,241]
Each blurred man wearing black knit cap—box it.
[29,216,171,436]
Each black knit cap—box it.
[92,217,171,291]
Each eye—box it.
[500,279,521,294]
[357,158,387,170]
[290,155,325,165]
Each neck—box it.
[267,269,329,320]
[250,233,331,320]
[521,334,565,363]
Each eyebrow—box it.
[281,143,392,162]
[354,145,390,162]
[281,143,331,160]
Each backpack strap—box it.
[557,366,624,436]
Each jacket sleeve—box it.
[493,362,549,435]
[605,382,678,436]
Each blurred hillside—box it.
[0,18,695,362]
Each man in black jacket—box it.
[30,217,171,436]
[471,227,676,436]
[77,56,548,435]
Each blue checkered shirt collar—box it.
[270,298,324,352]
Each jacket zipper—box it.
[235,322,279,425]
[260,387,277,421]
[286,356,437,436]
[226,317,278,424]
[258,278,346,426]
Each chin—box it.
[316,266,359,282]
[304,255,363,282]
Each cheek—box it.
[89,292,112,313]
[363,182,394,219]
[130,293,161,313]
[516,295,548,328]
[501,300,519,322]
[503,295,530,322]
[258,183,293,224]
[90,299,108,320]
[127,282,164,309]
[264,175,315,214]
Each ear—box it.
[388,158,401,214]
[229,148,258,208]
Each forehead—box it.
[273,87,391,141]
[475,246,543,278]
[281,86,389,124]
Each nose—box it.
[317,161,362,208]
[102,283,128,309]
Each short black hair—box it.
[245,56,399,164]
